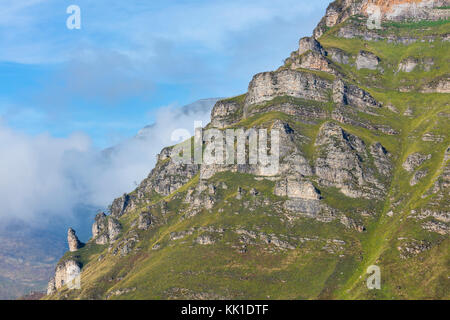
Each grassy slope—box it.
[46,18,449,300]
[319,18,450,299]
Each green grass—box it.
[46,13,450,301]
[382,18,450,30]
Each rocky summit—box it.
[45,0,449,300]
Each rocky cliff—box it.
[45,0,449,300]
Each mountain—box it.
[45,0,449,300]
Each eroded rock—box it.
[410,169,428,186]
[275,179,321,200]
[210,99,242,129]
[402,153,431,172]
[356,51,380,70]
[314,122,384,199]
[68,228,83,252]
[138,212,153,230]
[244,69,332,111]
[47,259,81,295]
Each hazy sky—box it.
[0,0,330,223]
[0,0,330,146]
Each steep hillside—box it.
[46,0,449,300]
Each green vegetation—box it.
[46,10,449,301]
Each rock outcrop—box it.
[138,212,153,230]
[398,58,418,73]
[332,78,381,109]
[356,51,380,70]
[420,76,450,93]
[92,212,107,239]
[244,70,332,112]
[47,259,81,295]
[274,179,321,200]
[92,213,122,245]
[314,122,386,199]
[210,99,242,129]
[67,228,83,252]
[313,0,450,39]
[402,153,431,172]
[298,37,327,56]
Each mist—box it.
[0,98,218,225]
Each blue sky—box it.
[0,0,330,148]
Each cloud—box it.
[0,98,217,223]
[0,122,91,222]
[69,98,218,207]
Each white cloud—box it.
[0,122,91,222]
[0,99,217,223]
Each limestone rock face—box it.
[195,235,215,245]
[314,122,385,199]
[420,76,450,93]
[370,143,392,176]
[67,228,83,252]
[328,47,351,65]
[397,57,435,73]
[410,169,428,186]
[46,277,56,295]
[138,212,153,230]
[245,70,332,111]
[398,240,432,259]
[402,153,431,172]
[107,218,122,242]
[108,146,200,220]
[398,58,418,72]
[210,99,242,129]
[332,79,381,109]
[298,37,327,56]
[356,51,380,70]
[138,147,200,197]
[91,213,122,245]
[110,194,131,218]
[47,259,81,295]
[313,0,449,39]
[46,0,449,299]
[284,198,335,222]
[313,0,364,38]
[92,212,107,239]
[372,0,450,21]
[291,51,335,74]
[275,179,321,200]
[286,37,337,74]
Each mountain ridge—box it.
[46,0,449,300]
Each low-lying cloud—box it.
[0,98,218,224]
